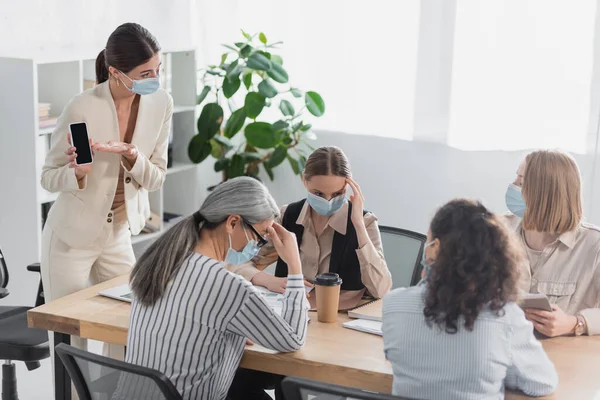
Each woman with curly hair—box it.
[382,199,557,400]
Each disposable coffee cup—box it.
[315,273,342,323]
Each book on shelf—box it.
[83,79,95,90]
[39,117,58,129]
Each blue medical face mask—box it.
[225,224,261,265]
[505,183,526,218]
[420,241,436,281]
[118,70,160,95]
[306,192,346,217]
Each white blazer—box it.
[41,81,173,248]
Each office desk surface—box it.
[28,275,600,399]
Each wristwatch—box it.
[574,314,587,336]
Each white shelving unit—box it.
[0,49,204,287]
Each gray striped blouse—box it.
[125,253,309,400]
[382,285,558,400]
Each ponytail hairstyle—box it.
[95,22,160,84]
[130,177,280,306]
[303,146,352,180]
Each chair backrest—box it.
[379,226,426,288]
[55,343,182,400]
[0,247,8,288]
[282,377,405,400]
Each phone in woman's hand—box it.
[69,122,93,165]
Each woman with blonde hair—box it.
[505,149,600,337]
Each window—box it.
[448,1,596,153]
[197,0,420,139]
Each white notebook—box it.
[343,319,383,336]
[99,284,133,303]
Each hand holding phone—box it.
[66,122,93,180]
[518,293,552,312]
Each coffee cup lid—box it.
[314,273,342,286]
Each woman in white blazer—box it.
[40,23,172,358]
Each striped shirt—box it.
[125,253,309,400]
[382,285,558,400]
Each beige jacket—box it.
[41,81,173,248]
[505,214,600,335]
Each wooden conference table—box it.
[28,275,600,400]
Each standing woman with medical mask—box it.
[40,22,173,358]
[504,149,600,337]
[228,146,391,299]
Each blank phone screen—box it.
[70,123,93,164]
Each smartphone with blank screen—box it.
[518,293,552,312]
[69,122,93,166]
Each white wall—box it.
[262,130,596,234]
[0,0,195,58]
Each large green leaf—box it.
[188,135,212,163]
[244,92,266,119]
[224,108,246,138]
[271,55,283,66]
[215,158,230,172]
[279,99,295,116]
[240,45,253,58]
[213,135,234,149]
[264,163,274,181]
[273,120,289,132]
[246,53,272,71]
[291,88,302,98]
[210,138,223,158]
[267,62,288,83]
[259,32,267,44]
[287,155,300,174]
[197,86,211,105]
[266,145,287,168]
[227,154,246,179]
[245,122,278,149]
[243,73,253,90]
[239,152,262,161]
[223,75,241,98]
[226,60,239,76]
[305,91,325,117]
[197,103,224,141]
[258,79,277,98]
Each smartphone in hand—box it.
[518,293,552,312]
[69,122,93,166]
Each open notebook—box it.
[343,319,382,336]
[99,284,133,303]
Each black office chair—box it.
[379,226,427,288]
[0,248,50,400]
[55,343,182,400]
[282,377,404,400]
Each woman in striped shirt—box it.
[383,199,558,400]
[124,177,309,400]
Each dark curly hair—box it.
[423,199,522,334]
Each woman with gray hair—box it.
[124,177,309,400]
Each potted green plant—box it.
[188,30,325,183]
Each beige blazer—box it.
[41,81,173,248]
